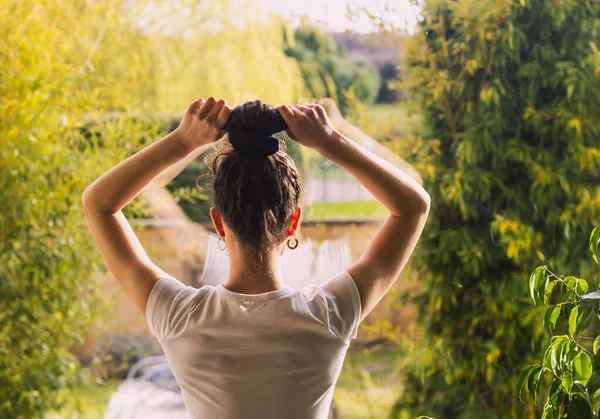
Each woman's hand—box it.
[176,97,233,151]
[276,103,340,153]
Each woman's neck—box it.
[223,243,286,294]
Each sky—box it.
[135,0,420,37]
[259,0,419,34]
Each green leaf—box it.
[566,343,579,364]
[590,227,600,264]
[594,336,600,355]
[572,382,590,398]
[576,307,593,335]
[517,365,536,402]
[544,345,556,371]
[562,371,574,393]
[586,371,600,395]
[545,337,568,372]
[565,276,578,290]
[541,405,558,419]
[549,306,561,334]
[572,352,593,385]
[543,306,561,335]
[577,279,589,295]
[567,393,593,419]
[563,276,578,302]
[569,306,579,335]
[592,352,600,370]
[530,266,546,304]
[543,306,554,334]
[593,388,600,413]
[528,366,543,401]
[548,377,563,405]
[595,272,600,290]
[568,306,592,335]
[544,280,556,304]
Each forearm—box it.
[83,129,194,214]
[317,130,430,217]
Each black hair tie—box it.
[227,109,288,157]
[228,130,279,156]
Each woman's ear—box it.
[287,206,302,237]
[210,207,226,237]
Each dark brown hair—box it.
[202,100,302,267]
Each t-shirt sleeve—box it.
[303,270,362,345]
[145,276,211,343]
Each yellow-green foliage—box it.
[0,0,306,415]
[391,1,600,418]
[147,3,307,109]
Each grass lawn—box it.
[304,201,388,219]
[335,346,404,418]
[46,379,119,419]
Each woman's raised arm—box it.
[278,103,430,322]
[82,97,232,314]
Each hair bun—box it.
[228,130,279,156]
[225,101,289,157]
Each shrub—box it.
[391,0,600,417]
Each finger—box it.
[277,105,298,125]
[276,106,298,139]
[207,99,226,121]
[216,104,233,128]
[295,105,316,116]
[188,98,205,112]
[199,96,217,118]
[306,103,326,116]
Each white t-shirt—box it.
[145,270,362,419]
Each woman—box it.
[83,97,430,418]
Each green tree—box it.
[390,1,600,417]
[283,20,381,112]
[0,1,160,415]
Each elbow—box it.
[391,194,430,219]
[412,196,430,219]
[82,187,99,213]
[421,191,431,214]
[82,188,92,212]
[408,189,431,216]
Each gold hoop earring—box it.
[218,236,227,251]
[287,236,299,250]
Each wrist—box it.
[172,128,197,154]
[315,129,345,157]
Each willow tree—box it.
[391,1,600,417]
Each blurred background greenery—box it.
[1,0,599,418]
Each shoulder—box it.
[146,276,216,341]
[298,271,362,344]
[147,277,214,311]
